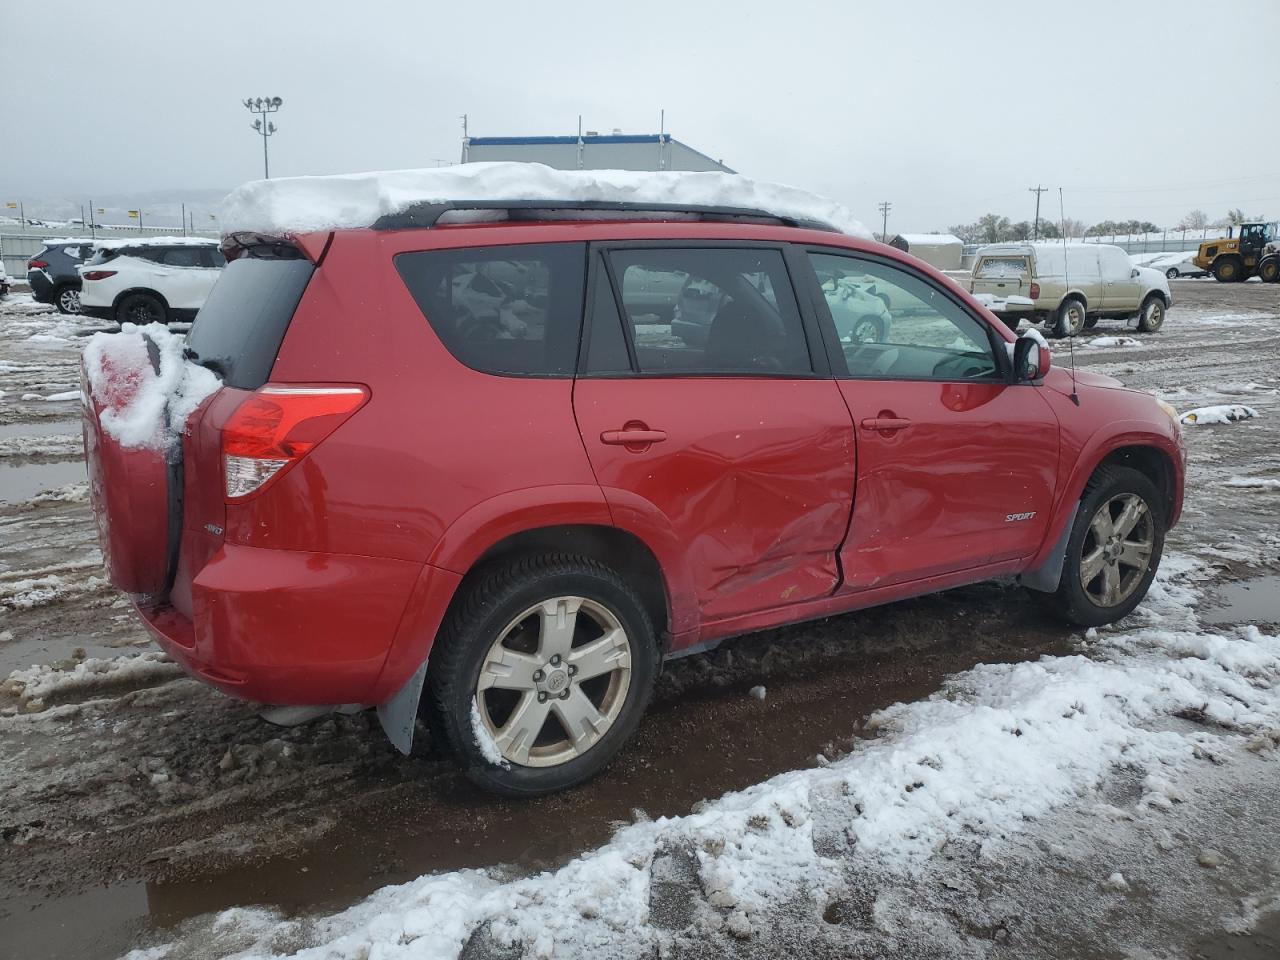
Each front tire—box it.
[426,554,659,797]
[1213,257,1242,283]
[1165,267,1179,280]
[1042,466,1165,627]
[1053,297,1087,338]
[1259,258,1280,284]
[1136,295,1166,333]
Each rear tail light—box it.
[28,259,49,270]
[222,385,369,500]
[82,270,118,281]
[1029,282,1041,299]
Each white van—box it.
[970,242,1171,338]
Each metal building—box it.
[463,134,734,173]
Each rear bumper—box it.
[27,271,56,301]
[137,543,437,705]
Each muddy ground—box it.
[1,280,1278,959]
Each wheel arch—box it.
[111,287,171,312]
[1027,427,1183,577]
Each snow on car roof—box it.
[92,235,219,250]
[217,161,872,239]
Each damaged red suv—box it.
[83,195,1186,796]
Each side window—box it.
[1100,249,1132,281]
[394,242,586,377]
[808,252,999,381]
[161,247,202,267]
[200,248,227,268]
[605,248,811,375]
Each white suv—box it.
[970,242,1171,338]
[79,237,225,325]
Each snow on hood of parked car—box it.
[83,322,221,450]
[91,235,220,251]
[217,162,872,238]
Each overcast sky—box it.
[4,0,1278,232]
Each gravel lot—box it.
[1,280,1278,959]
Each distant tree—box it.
[1178,209,1209,230]
[1086,219,1161,237]
[1225,208,1247,226]
[1059,218,1088,238]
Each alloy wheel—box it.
[1066,302,1086,336]
[1078,493,1155,607]
[58,288,80,313]
[474,596,633,767]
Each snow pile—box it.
[130,563,1280,960]
[1179,404,1260,425]
[1224,477,1280,491]
[82,323,221,450]
[1087,336,1142,348]
[0,572,108,611]
[218,162,871,239]
[1,651,180,708]
[470,701,510,769]
[91,236,218,251]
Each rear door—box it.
[802,249,1060,590]
[1098,247,1140,311]
[572,244,855,623]
[157,246,221,310]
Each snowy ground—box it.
[1,282,1279,959]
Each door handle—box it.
[860,417,911,433]
[601,427,667,445]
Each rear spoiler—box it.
[220,230,333,265]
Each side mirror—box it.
[1130,267,1140,278]
[1012,332,1051,381]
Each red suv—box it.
[83,200,1185,796]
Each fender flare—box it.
[370,485,697,713]
[1026,420,1182,574]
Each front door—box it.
[1098,246,1141,312]
[573,245,855,622]
[804,250,1060,591]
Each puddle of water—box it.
[1204,575,1280,626]
[0,459,85,503]
[0,883,149,960]
[0,420,78,440]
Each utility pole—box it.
[877,201,892,242]
[181,203,187,237]
[243,97,283,179]
[460,114,470,164]
[1028,185,1048,240]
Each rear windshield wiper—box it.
[183,346,228,378]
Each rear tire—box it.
[1136,295,1166,333]
[54,285,81,314]
[1053,297,1087,338]
[1212,257,1242,283]
[1259,257,1280,284]
[116,292,168,326]
[1040,465,1165,628]
[426,554,659,797]
[1165,267,1179,280]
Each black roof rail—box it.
[371,199,841,233]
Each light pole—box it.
[243,96,283,179]
[877,201,892,242]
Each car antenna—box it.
[1060,187,1080,406]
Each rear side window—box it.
[974,257,1027,279]
[185,254,315,389]
[395,243,587,377]
[605,247,811,376]
[160,247,203,267]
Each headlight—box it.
[1156,399,1179,421]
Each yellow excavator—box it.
[1193,221,1280,282]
